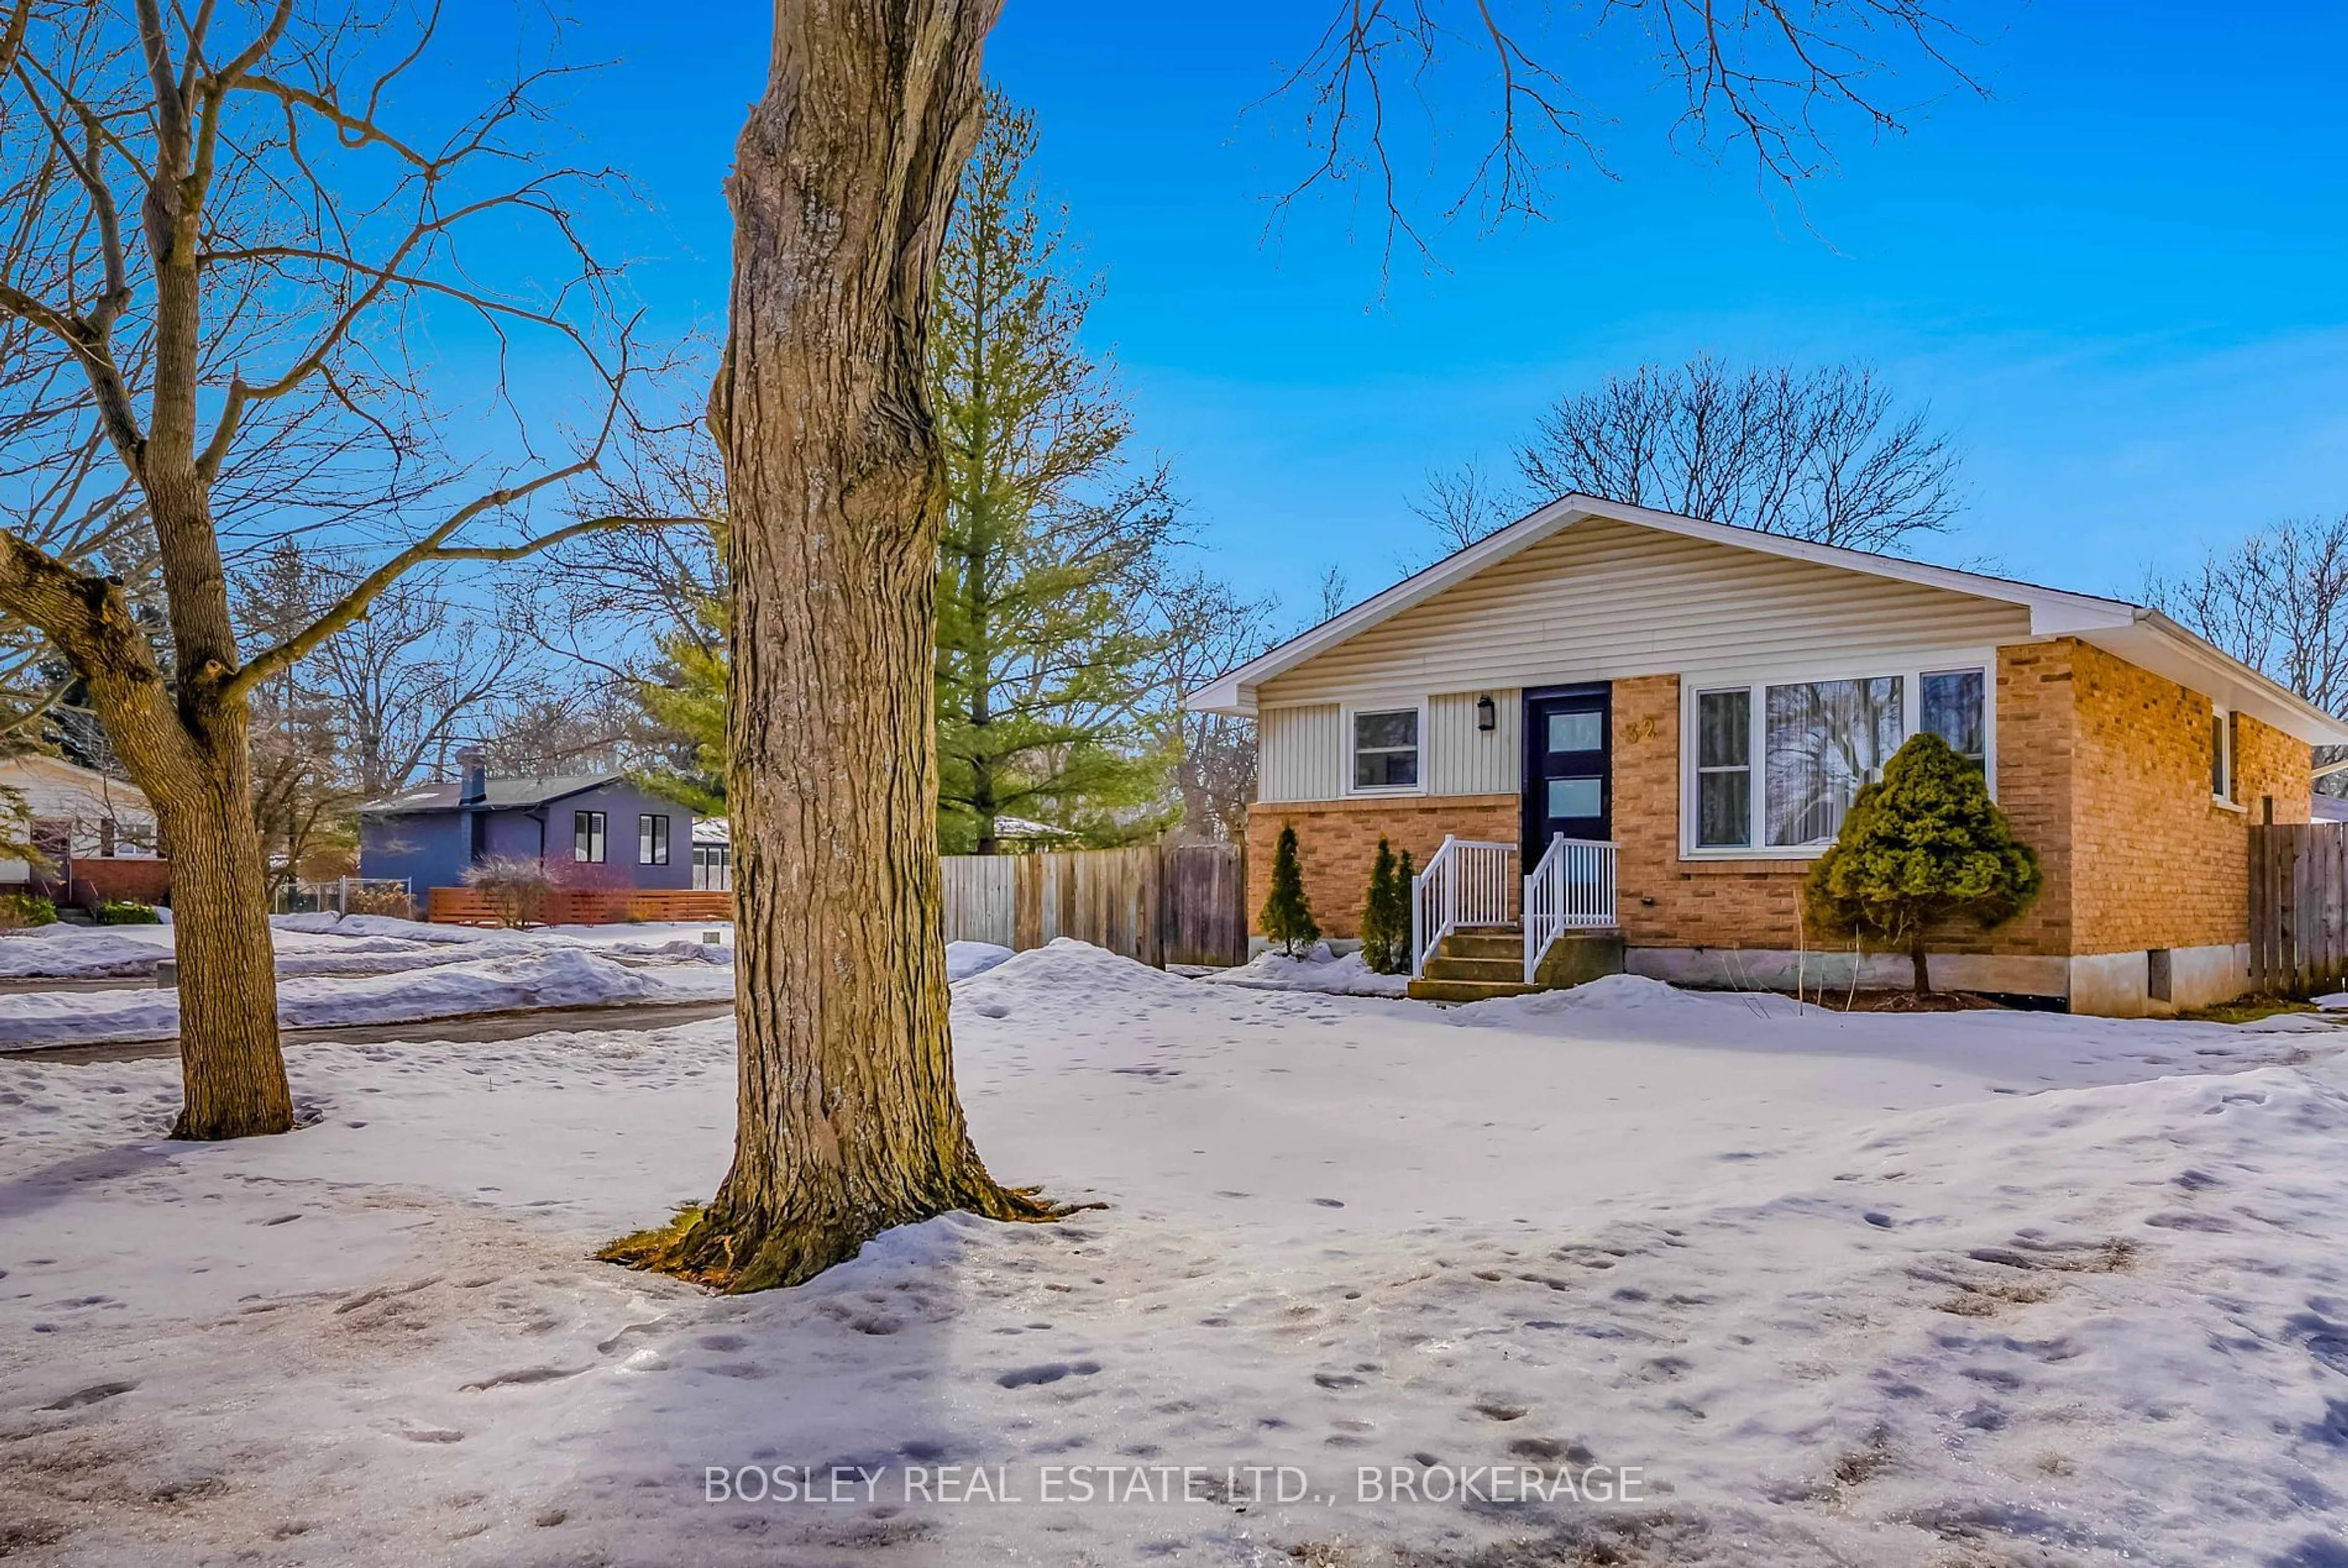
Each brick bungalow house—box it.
[1186,495,2348,1017]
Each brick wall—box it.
[1245,795,1516,939]
[2068,640,2306,954]
[1250,637,2311,963]
[1609,660,2075,958]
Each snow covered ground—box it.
[1203,942,1411,997]
[0,916,736,1048]
[2,941,2345,1566]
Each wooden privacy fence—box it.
[428,886,734,927]
[2250,822,2348,995]
[940,842,1247,969]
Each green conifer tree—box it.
[1360,837,1402,973]
[1804,732,2043,995]
[931,89,1181,853]
[1260,823,1321,959]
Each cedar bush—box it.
[1258,822,1320,958]
[0,893,56,929]
[94,899,161,925]
[1803,731,2042,995]
[1359,836,1411,974]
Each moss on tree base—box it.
[600,1180,1090,1294]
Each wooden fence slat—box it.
[2245,820,2348,998]
[936,842,1246,969]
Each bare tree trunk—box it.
[156,723,292,1139]
[1910,935,1931,997]
[612,0,1051,1292]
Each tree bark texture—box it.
[654,0,1047,1291]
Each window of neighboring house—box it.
[573,810,607,863]
[1349,707,1420,792]
[1687,664,1989,853]
[640,814,670,866]
[693,843,733,891]
[29,818,70,870]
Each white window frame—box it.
[1677,653,1998,860]
[573,809,607,864]
[1342,698,1429,798]
[2210,704,2243,811]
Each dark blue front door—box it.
[1523,684,1611,858]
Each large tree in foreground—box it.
[0,2,665,1138]
[623,0,1984,1291]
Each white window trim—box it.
[1342,698,1430,798]
[2211,704,2243,811]
[1677,653,1998,861]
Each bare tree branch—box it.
[1260,0,1987,268]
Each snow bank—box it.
[273,911,509,944]
[951,937,1196,1019]
[1201,942,1408,996]
[0,926,168,979]
[945,940,1013,981]
[0,946,733,1048]
[1449,970,1729,1025]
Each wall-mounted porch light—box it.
[1475,694,1497,732]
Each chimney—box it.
[458,748,487,806]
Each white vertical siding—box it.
[1259,703,1343,802]
[1428,690,1519,795]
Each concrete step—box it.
[1422,955,1526,984]
[1406,976,1542,1004]
[1438,930,1523,962]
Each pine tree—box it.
[1359,836,1409,974]
[634,576,728,816]
[931,89,1183,855]
[1259,823,1320,959]
[1804,732,2043,995]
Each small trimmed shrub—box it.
[1359,837,1411,974]
[94,899,160,925]
[1258,822,1320,958]
[0,893,56,930]
[1804,732,2042,995]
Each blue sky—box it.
[488,3,2348,620]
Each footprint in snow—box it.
[996,1361,1101,1389]
[40,1380,135,1410]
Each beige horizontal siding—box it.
[1256,516,2034,705]
[1428,689,1519,794]
[1260,702,1343,801]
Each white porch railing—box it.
[1522,834,1619,982]
[1409,836,1519,977]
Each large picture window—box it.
[1687,664,1989,853]
[1350,708,1420,792]
[573,809,606,863]
[1765,677,1902,846]
[639,814,670,866]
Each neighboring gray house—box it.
[357,754,698,893]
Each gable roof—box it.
[358,773,623,815]
[0,753,154,811]
[1186,494,2348,747]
